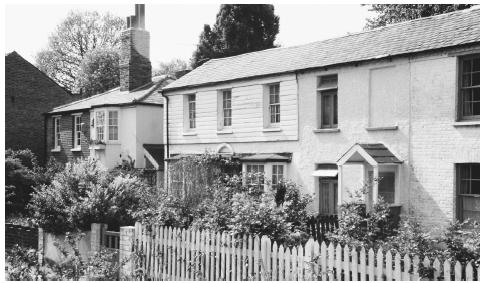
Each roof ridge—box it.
[200,6,479,66]
[52,87,120,111]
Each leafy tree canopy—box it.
[153,58,188,76]
[76,48,120,97]
[365,4,476,29]
[36,11,124,94]
[191,4,280,68]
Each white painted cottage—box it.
[161,7,480,228]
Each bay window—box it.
[73,115,82,149]
[95,111,105,141]
[53,117,60,149]
[108,111,119,141]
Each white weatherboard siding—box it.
[166,48,479,227]
[167,74,298,144]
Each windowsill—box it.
[50,147,61,152]
[70,148,82,152]
[262,127,281,132]
[453,120,480,127]
[217,129,233,135]
[106,141,121,145]
[182,132,197,136]
[313,128,340,133]
[365,125,399,131]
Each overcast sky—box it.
[5,4,374,67]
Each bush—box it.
[29,159,150,234]
[439,220,480,265]
[5,244,43,281]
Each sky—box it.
[5,4,375,68]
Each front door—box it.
[319,178,338,215]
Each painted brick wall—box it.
[46,111,91,163]
[5,52,72,164]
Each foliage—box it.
[35,11,124,93]
[365,4,475,29]
[5,245,43,281]
[153,58,188,76]
[327,185,394,249]
[76,48,120,96]
[191,4,280,68]
[439,220,480,265]
[29,159,149,234]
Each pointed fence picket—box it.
[131,222,478,281]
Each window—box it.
[317,75,338,129]
[246,164,265,188]
[368,170,396,204]
[269,84,280,124]
[95,111,105,141]
[271,164,284,188]
[73,115,82,148]
[458,55,480,120]
[53,117,60,149]
[108,111,118,141]
[456,163,480,222]
[188,94,196,129]
[222,90,232,127]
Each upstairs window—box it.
[458,54,480,120]
[53,117,60,149]
[269,84,280,125]
[317,75,338,129]
[188,94,196,129]
[73,115,82,148]
[222,90,232,127]
[456,163,480,222]
[108,111,119,141]
[95,111,105,141]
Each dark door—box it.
[319,178,338,215]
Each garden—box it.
[5,149,480,281]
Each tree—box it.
[365,4,476,29]
[36,11,124,94]
[76,48,120,96]
[153,58,188,76]
[191,4,279,68]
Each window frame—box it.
[268,83,281,125]
[187,94,196,130]
[53,116,61,149]
[455,163,480,222]
[245,163,265,188]
[218,89,232,129]
[73,114,82,149]
[271,163,284,188]
[457,54,480,121]
[94,110,106,142]
[317,74,338,129]
[108,110,119,141]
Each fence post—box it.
[119,226,136,279]
[37,228,44,265]
[90,223,107,253]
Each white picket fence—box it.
[132,222,479,281]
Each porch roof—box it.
[337,143,403,166]
[238,153,292,162]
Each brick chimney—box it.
[120,4,152,91]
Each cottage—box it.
[46,4,170,179]
[161,7,480,227]
[5,51,72,164]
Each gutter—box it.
[159,89,169,185]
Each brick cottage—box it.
[161,7,480,228]
[5,51,72,163]
[45,4,171,176]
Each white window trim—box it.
[73,114,82,149]
[52,116,61,151]
[217,89,232,130]
[263,83,281,129]
[242,162,287,190]
[270,162,286,188]
[184,94,197,132]
[92,108,121,144]
[366,164,400,205]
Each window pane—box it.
[378,172,395,203]
[333,94,338,125]
[318,75,338,89]
[456,163,480,222]
[322,95,331,126]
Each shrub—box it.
[5,244,43,281]
[29,159,149,234]
[439,220,480,265]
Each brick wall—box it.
[46,111,91,163]
[5,224,38,249]
[5,52,72,164]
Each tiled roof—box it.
[49,75,174,114]
[164,6,480,91]
[358,143,403,164]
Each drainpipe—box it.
[159,89,169,188]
